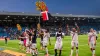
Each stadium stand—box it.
[0,12,100,39]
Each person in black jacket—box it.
[31,28,38,56]
[5,37,7,44]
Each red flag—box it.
[41,11,49,21]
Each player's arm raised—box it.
[75,24,80,33]
[88,36,90,45]
[88,34,90,45]
[66,24,70,34]
[55,32,57,40]
[94,34,96,45]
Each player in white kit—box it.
[25,29,31,53]
[67,24,79,56]
[94,30,98,40]
[43,29,50,56]
[19,30,30,53]
[88,28,96,56]
[39,30,44,50]
[54,28,64,56]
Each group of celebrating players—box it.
[18,24,97,56]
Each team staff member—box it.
[31,28,38,56]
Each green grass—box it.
[0,34,100,56]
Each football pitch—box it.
[0,35,100,56]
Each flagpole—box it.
[37,13,41,32]
[39,13,41,24]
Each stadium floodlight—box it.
[54,21,57,22]
[67,18,69,20]
[78,17,80,20]
[26,16,28,18]
[7,16,10,17]
[5,18,7,19]
[30,18,32,19]
[73,18,75,20]
[8,20,12,22]
[23,18,25,19]
[3,20,6,21]
[82,18,86,20]
[14,18,16,19]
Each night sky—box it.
[0,0,100,15]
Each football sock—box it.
[93,49,95,55]
[76,49,78,54]
[46,47,48,54]
[59,50,62,56]
[70,49,73,56]
[55,49,57,56]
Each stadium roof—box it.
[0,12,100,18]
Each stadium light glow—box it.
[26,16,28,18]
[54,21,57,22]
[30,18,33,19]
[14,18,16,19]
[5,18,7,19]
[73,18,75,20]
[3,20,6,21]
[78,18,80,20]
[23,18,25,19]
[7,16,10,17]
[8,20,12,21]
[82,18,86,20]
[67,18,69,20]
